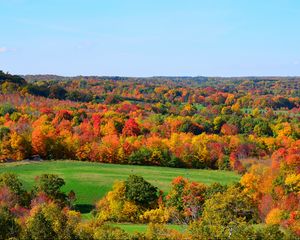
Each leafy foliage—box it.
[0,71,299,237]
[34,174,68,205]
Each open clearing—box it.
[0,160,240,215]
[111,223,187,234]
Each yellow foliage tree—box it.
[285,174,300,193]
[96,181,141,223]
[265,208,284,225]
[3,132,31,160]
[240,171,261,201]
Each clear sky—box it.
[0,0,300,77]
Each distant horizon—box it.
[16,72,300,78]
[3,69,300,79]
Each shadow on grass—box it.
[75,204,95,214]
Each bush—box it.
[140,207,169,223]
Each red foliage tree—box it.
[122,118,141,137]
[221,123,238,135]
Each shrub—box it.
[140,207,169,223]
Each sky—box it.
[0,0,300,77]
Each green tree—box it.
[255,224,285,240]
[0,103,16,116]
[240,116,256,134]
[254,121,273,137]
[205,182,227,199]
[125,175,158,207]
[34,174,67,204]
[24,210,57,240]
[128,148,152,165]
[0,172,29,205]
[198,185,258,239]
[0,173,23,195]
[49,85,67,100]
[0,126,10,140]
[0,207,21,239]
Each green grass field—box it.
[111,223,187,234]
[0,160,239,216]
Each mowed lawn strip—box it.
[111,223,187,234]
[0,160,240,207]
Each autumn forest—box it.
[0,71,299,239]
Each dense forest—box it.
[0,71,299,239]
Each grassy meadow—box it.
[111,223,187,234]
[0,160,240,218]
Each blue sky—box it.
[0,0,300,76]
